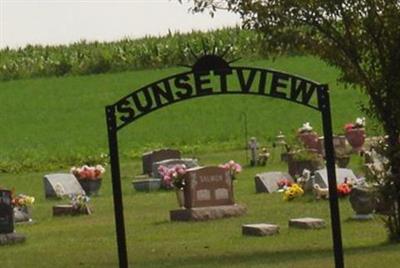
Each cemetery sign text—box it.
[114,55,321,130]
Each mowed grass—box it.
[0,56,372,170]
[0,150,399,268]
[0,55,393,267]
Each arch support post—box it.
[106,106,128,268]
[318,85,344,268]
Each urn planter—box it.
[78,179,102,196]
[298,131,319,152]
[349,187,375,218]
[345,128,365,152]
[335,156,350,168]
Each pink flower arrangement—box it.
[70,165,105,180]
[277,178,293,189]
[344,117,366,131]
[219,160,242,180]
[158,164,187,189]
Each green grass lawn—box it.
[0,150,398,267]
[0,56,374,172]
[0,55,393,267]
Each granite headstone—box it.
[43,173,85,198]
[308,168,357,190]
[0,190,13,234]
[254,172,294,193]
[142,149,181,175]
[183,166,234,208]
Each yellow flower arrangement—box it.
[283,183,304,201]
[12,194,35,207]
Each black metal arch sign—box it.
[106,55,344,268]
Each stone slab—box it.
[242,223,279,236]
[132,178,161,192]
[53,204,91,216]
[254,172,293,193]
[289,217,326,229]
[351,214,374,221]
[170,204,246,221]
[0,232,26,245]
[43,173,85,198]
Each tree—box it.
[183,0,400,241]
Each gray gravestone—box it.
[307,168,357,190]
[43,173,85,198]
[289,218,326,229]
[254,172,293,193]
[142,149,181,175]
[242,223,280,236]
[0,190,14,234]
[152,158,198,178]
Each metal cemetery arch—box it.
[105,55,344,268]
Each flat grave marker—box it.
[254,172,293,193]
[43,173,85,198]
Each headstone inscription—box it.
[43,173,85,198]
[183,166,234,208]
[142,149,181,175]
[0,190,14,234]
[254,172,294,193]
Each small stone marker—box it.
[53,204,91,216]
[43,173,85,198]
[142,148,181,175]
[242,224,279,236]
[254,172,293,193]
[152,158,198,178]
[289,217,326,229]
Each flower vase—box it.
[175,189,185,208]
[345,128,365,152]
[298,131,319,152]
[78,179,102,196]
[336,156,350,168]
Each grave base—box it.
[0,232,26,246]
[132,178,161,192]
[53,204,92,216]
[170,204,246,221]
[351,214,373,221]
[16,219,35,225]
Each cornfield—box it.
[0,27,270,81]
